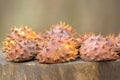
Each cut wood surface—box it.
[0,52,120,80]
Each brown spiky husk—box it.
[2,26,37,62]
[44,22,75,40]
[106,33,120,53]
[114,35,120,53]
[80,35,119,61]
[75,32,95,49]
[36,23,78,63]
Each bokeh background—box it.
[0,0,120,47]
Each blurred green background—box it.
[0,0,120,47]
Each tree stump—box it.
[0,52,120,80]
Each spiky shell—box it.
[44,22,75,40]
[75,33,95,48]
[113,35,120,53]
[106,34,120,53]
[36,39,78,63]
[114,34,120,52]
[83,33,95,40]
[2,26,37,62]
[74,34,84,48]
[80,35,119,61]
[36,23,78,63]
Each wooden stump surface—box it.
[0,52,120,80]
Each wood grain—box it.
[0,53,120,80]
